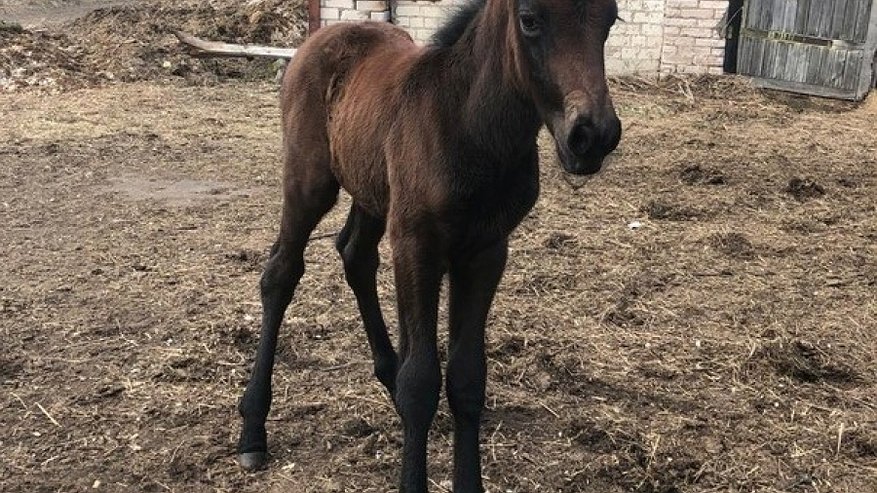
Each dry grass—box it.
[1,0,306,92]
[1,76,876,493]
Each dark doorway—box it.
[724,0,744,73]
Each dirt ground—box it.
[2,3,877,493]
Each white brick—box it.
[394,5,421,16]
[323,0,354,9]
[340,9,369,20]
[357,0,388,11]
[695,37,724,47]
[643,0,664,12]
[423,17,442,28]
[641,23,663,37]
[422,6,447,18]
[699,0,728,10]
[632,12,662,24]
[668,35,696,45]
[665,17,698,27]
[370,10,391,21]
[680,27,716,37]
[679,8,716,18]
[320,7,340,19]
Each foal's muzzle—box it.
[557,114,622,176]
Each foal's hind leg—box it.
[336,203,398,395]
[237,170,339,470]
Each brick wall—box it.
[318,0,728,74]
[660,0,728,74]
[320,0,390,25]
[394,0,466,43]
[606,0,666,74]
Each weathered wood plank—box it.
[752,36,765,75]
[772,42,786,80]
[756,37,769,76]
[819,0,829,37]
[751,76,865,99]
[781,43,805,81]
[780,42,792,79]
[841,50,861,89]
[765,40,778,79]
[815,1,827,38]
[860,0,877,97]
[782,0,795,32]
[854,0,873,42]
[746,0,759,31]
[804,45,825,85]
[794,44,810,83]
[832,0,849,40]
[757,0,768,32]
[799,44,814,84]
[842,0,859,41]
[739,35,750,74]
[796,0,810,34]
[829,49,847,88]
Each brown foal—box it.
[236,0,621,491]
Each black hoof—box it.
[238,451,268,471]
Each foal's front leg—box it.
[391,232,444,493]
[447,241,508,493]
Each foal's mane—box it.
[430,0,488,47]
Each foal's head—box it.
[511,0,621,175]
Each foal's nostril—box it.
[567,122,594,158]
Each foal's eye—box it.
[519,12,542,36]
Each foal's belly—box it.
[328,111,395,216]
[329,147,391,219]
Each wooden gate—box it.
[737,0,877,100]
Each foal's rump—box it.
[279,21,418,218]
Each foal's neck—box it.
[446,1,542,162]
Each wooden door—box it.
[737,0,877,100]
